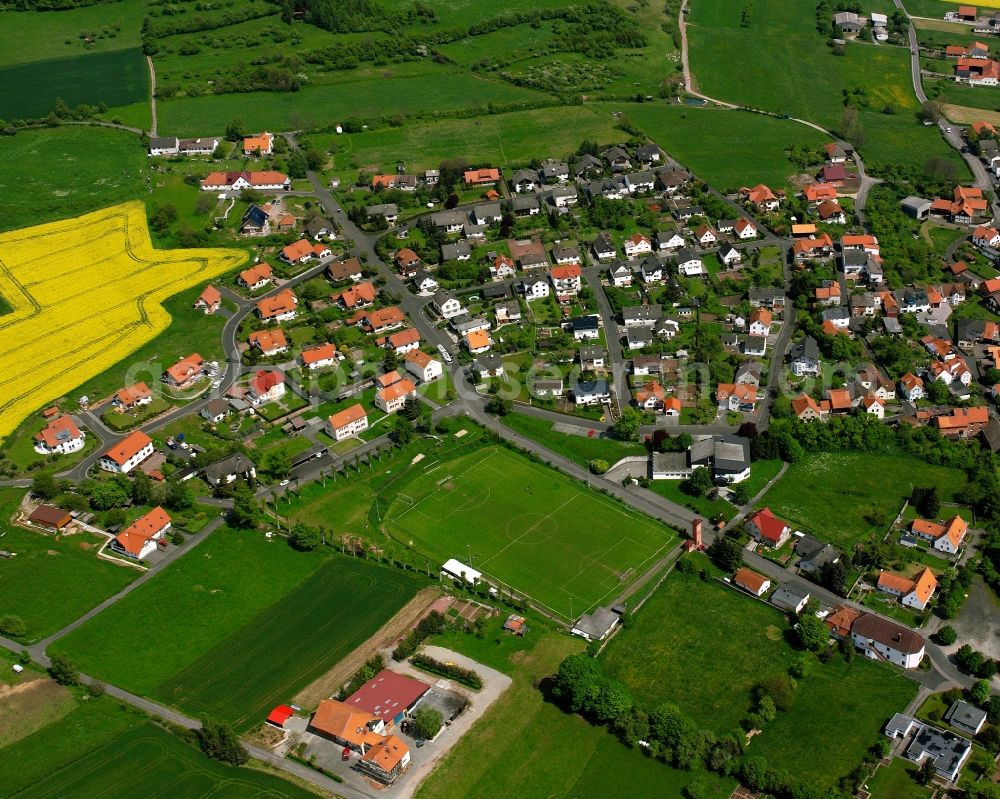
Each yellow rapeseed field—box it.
[0,202,245,442]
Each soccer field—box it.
[387,447,676,620]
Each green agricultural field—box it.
[155,557,422,729]
[58,526,333,694]
[0,0,145,67]
[0,489,136,643]
[157,65,552,136]
[755,450,968,550]
[0,126,147,232]
[16,720,320,799]
[601,563,917,791]
[0,47,148,120]
[0,698,143,797]
[384,446,676,619]
[59,527,422,727]
[604,103,831,190]
[684,0,966,175]
[416,631,736,799]
[933,80,1000,112]
[318,105,630,185]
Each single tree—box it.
[795,613,828,652]
[48,651,80,686]
[31,472,59,500]
[411,707,443,739]
[613,407,642,441]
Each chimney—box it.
[691,518,703,549]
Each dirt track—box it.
[291,586,443,709]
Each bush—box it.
[411,654,482,688]
[0,614,27,638]
[589,459,609,475]
[933,625,957,646]
[392,610,445,661]
[196,719,248,765]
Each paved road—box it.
[581,267,626,412]
[146,56,157,136]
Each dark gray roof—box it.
[306,217,333,236]
[573,606,619,639]
[575,378,610,395]
[713,435,750,473]
[482,283,509,299]
[366,202,398,216]
[441,241,471,261]
[771,586,810,611]
[150,136,178,149]
[242,204,268,228]
[623,304,662,323]
[945,700,987,732]
[570,315,600,331]
[204,453,255,483]
[511,196,540,211]
[749,286,784,303]
[791,336,820,362]
[579,346,605,360]
[512,168,540,184]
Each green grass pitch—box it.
[386,447,676,620]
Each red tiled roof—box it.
[345,670,429,722]
[302,342,336,365]
[114,506,171,557]
[734,566,769,594]
[748,507,789,544]
[329,403,367,430]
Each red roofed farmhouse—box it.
[746,507,791,548]
[911,515,968,554]
[345,669,430,726]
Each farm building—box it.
[344,670,430,727]
[27,504,73,532]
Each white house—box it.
[248,370,286,405]
[735,218,758,239]
[521,278,550,301]
[301,343,338,371]
[33,415,85,455]
[719,244,742,267]
[676,250,704,276]
[853,615,925,669]
[405,350,443,383]
[574,379,611,405]
[327,404,369,441]
[99,431,154,474]
[432,292,465,319]
[624,234,652,258]
[376,378,417,413]
[610,264,633,287]
[111,506,171,560]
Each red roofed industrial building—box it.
[266,705,295,728]
[345,670,430,726]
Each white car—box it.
[279,479,290,486]
[437,344,453,363]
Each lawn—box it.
[0,47,147,120]
[605,103,831,191]
[15,719,321,799]
[0,125,147,232]
[385,446,677,620]
[739,458,785,501]
[750,657,917,789]
[645,477,737,522]
[0,489,136,643]
[278,473,376,530]
[501,411,647,468]
[155,556,423,730]
[416,631,736,799]
[601,566,794,732]
[601,563,918,791]
[864,759,935,799]
[684,0,967,175]
[755,450,968,550]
